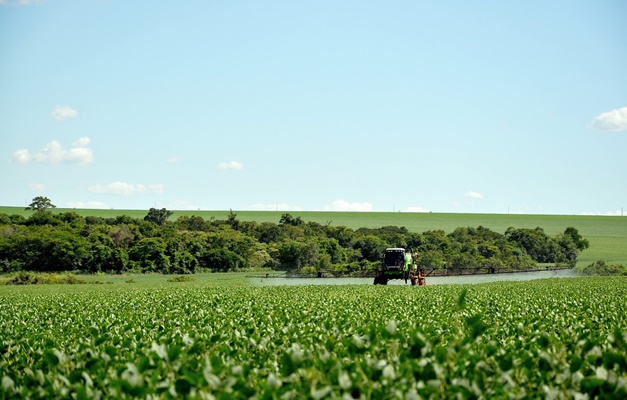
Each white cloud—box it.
[401,206,431,213]
[27,182,48,191]
[11,137,94,165]
[66,201,110,209]
[166,157,179,164]
[216,161,243,171]
[580,210,624,216]
[89,181,164,196]
[324,199,373,212]
[247,203,302,211]
[51,105,79,121]
[464,191,483,199]
[589,107,627,132]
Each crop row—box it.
[1,277,627,398]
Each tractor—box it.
[373,248,425,286]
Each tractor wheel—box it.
[374,274,388,285]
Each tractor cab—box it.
[383,248,407,270]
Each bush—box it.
[576,260,627,276]
[167,276,196,282]
[0,259,23,274]
[4,272,87,285]
[299,266,318,276]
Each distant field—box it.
[2,206,626,266]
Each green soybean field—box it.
[1,276,627,399]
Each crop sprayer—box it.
[373,248,426,286]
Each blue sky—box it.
[1,0,626,215]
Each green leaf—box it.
[44,349,59,367]
[457,288,468,310]
[175,378,192,396]
[167,345,181,362]
[69,370,83,384]
[281,352,296,376]
[499,354,513,371]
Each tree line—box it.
[0,200,589,275]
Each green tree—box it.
[353,235,386,262]
[8,214,26,224]
[319,238,347,264]
[169,251,199,274]
[357,226,409,248]
[277,240,319,270]
[144,208,173,226]
[25,196,56,211]
[129,237,171,272]
[279,213,304,227]
[0,213,10,225]
[1,226,90,272]
[87,238,128,273]
[25,210,61,226]
[563,227,590,251]
[108,225,135,248]
[247,246,274,269]
[555,227,589,267]
[327,226,355,248]
[449,252,481,271]
[414,230,451,254]
[175,215,209,232]
[417,250,445,269]
[201,248,245,272]
[24,197,61,226]
[505,227,560,263]
[57,211,84,228]
[206,228,257,260]
[227,210,240,230]
[256,222,283,243]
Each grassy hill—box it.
[2,206,626,266]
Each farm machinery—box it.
[373,248,426,286]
